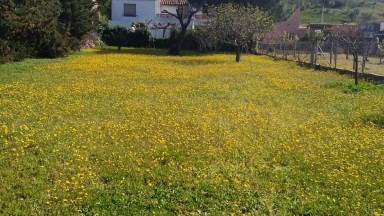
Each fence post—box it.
[334,42,338,69]
[330,41,333,65]
[310,42,316,66]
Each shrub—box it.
[130,29,151,48]
[168,29,199,50]
[153,38,173,49]
[101,25,151,50]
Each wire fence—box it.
[257,41,384,77]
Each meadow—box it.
[1,48,384,215]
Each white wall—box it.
[110,0,202,38]
[111,0,157,27]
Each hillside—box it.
[300,0,384,24]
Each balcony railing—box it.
[156,14,203,20]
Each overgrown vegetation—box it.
[1,48,384,214]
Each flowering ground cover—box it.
[1,48,384,215]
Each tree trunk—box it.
[236,45,242,62]
[346,48,349,60]
[279,42,283,59]
[354,54,359,85]
[255,41,259,54]
[168,25,187,55]
[273,43,276,58]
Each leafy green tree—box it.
[205,3,273,62]
[0,0,68,60]
[0,0,98,63]
[96,0,111,22]
[59,0,98,50]
[253,0,297,21]
[348,8,360,22]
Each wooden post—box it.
[334,42,338,69]
[329,41,333,65]
[310,42,316,66]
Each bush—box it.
[153,38,173,49]
[168,29,199,50]
[101,25,151,50]
[0,40,13,64]
[130,29,151,48]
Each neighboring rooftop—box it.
[160,0,188,5]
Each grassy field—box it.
[1,48,384,215]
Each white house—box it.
[110,0,201,38]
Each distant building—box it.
[109,0,202,38]
[264,8,307,41]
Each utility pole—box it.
[321,5,324,24]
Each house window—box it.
[124,4,136,17]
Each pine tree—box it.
[0,0,69,61]
[59,0,98,50]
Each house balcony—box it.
[156,13,203,20]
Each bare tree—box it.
[151,22,176,39]
[205,3,273,62]
[332,24,363,85]
[161,0,205,55]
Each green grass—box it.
[323,81,384,93]
[1,48,384,214]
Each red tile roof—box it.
[160,0,188,5]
